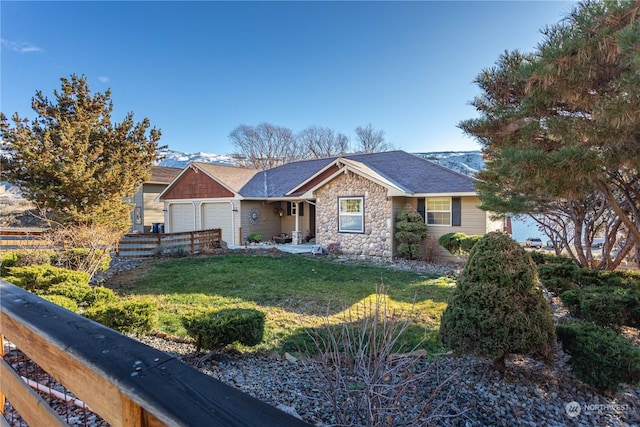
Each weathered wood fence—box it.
[115,229,222,257]
[0,229,49,251]
[0,229,222,258]
[0,280,310,426]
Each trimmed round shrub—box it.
[557,321,640,392]
[85,298,157,335]
[438,232,482,257]
[439,232,556,370]
[41,295,79,313]
[183,308,265,352]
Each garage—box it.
[169,203,195,233]
[202,202,233,245]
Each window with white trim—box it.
[426,198,451,226]
[338,196,364,233]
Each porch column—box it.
[292,202,302,244]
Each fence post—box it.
[190,232,195,254]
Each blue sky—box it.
[2,1,575,156]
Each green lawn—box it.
[117,252,455,354]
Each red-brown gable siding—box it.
[290,164,341,196]
[162,168,234,200]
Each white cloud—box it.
[1,38,43,53]
[98,76,109,84]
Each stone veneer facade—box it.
[315,172,393,257]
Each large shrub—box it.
[439,232,556,371]
[557,321,640,392]
[85,298,157,335]
[182,308,265,352]
[394,205,428,260]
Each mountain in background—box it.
[0,149,484,202]
[412,151,483,176]
[157,148,234,168]
[156,148,485,177]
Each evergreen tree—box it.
[1,74,163,232]
[439,232,556,372]
[459,1,640,246]
[394,205,428,260]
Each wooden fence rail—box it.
[115,229,222,257]
[0,280,310,427]
[0,229,222,258]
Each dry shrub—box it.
[421,236,441,264]
[306,285,458,426]
[43,224,122,278]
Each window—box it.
[287,201,304,216]
[426,198,451,226]
[338,196,364,233]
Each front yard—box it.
[105,251,455,354]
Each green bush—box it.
[538,262,581,295]
[437,232,482,257]
[41,294,79,313]
[83,286,118,306]
[439,232,556,370]
[183,308,265,352]
[1,250,54,276]
[5,265,90,293]
[85,298,157,335]
[575,269,640,291]
[530,252,574,266]
[557,321,640,392]
[394,205,428,260]
[45,281,93,303]
[560,286,640,328]
[247,233,262,243]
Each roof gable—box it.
[159,162,259,201]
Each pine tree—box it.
[459,1,640,246]
[1,74,164,232]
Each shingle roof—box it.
[239,150,476,197]
[341,151,478,194]
[239,157,335,198]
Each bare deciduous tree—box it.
[355,123,389,153]
[297,126,350,159]
[229,122,302,169]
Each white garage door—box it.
[169,203,195,233]
[202,203,233,244]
